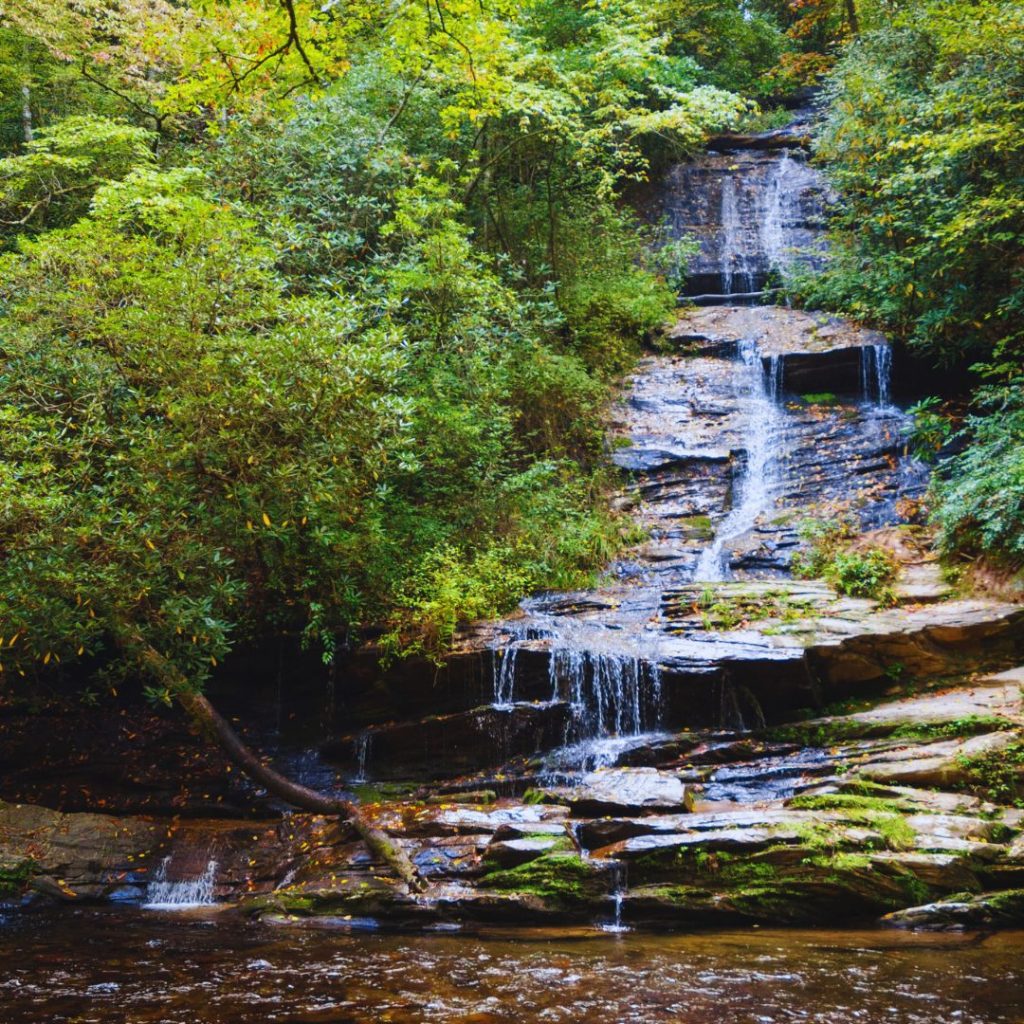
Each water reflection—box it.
[1,908,1021,1023]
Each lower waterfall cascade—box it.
[143,856,219,910]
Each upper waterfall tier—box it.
[643,127,831,302]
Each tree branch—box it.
[116,630,425,891]
[77,61,165,134]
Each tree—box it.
[0,114,155,234]
[798,0,1024,565]
[0,163,424,885]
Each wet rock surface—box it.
[4,670,1024,932]
[639,131,830,299]
[540,768,696,816]
[321,302,991,784]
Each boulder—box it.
[881,890,1024,930]
[541,768,696,816]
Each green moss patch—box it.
[0,860,33,896]
[769,714,1014,747]
[952,740,1024,806]
[479,853,605,908]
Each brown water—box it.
[1,908,1022,1023]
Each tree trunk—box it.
[121,634,425,891]
[175,690,425,891]
[20,84,32,144]
[844,0,860,35]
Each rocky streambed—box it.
[3,663,1024,932]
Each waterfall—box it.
[757,152,812,285]
[491,643,520,710]
[601,860,630,933]
[351,730,373,783]
[144,856,218,909]
[552,647,662,741]
[694,341,784,581]
[652,129,831,301]
[487,599,665,776]
[861,344,893,408]
[719,176,751,296]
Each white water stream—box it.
[693,342,785,580]
[143,856,219,910]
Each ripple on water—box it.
[1,910,1023,1023]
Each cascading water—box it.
[601,860,631,934]
[693,341,784,581]
[861,344,893,408]
[650,126,831,301]
[719,176,752,297]
[461,117,917,784]
[143,855,218,910]
[351,730,373,783]
[553,646,662,739]
[487,597,667,775]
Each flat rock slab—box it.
[541,768,695,816]
[592,827,802,861]
[667,306,888,358]
[580,808,857,850]
[855,730,1021,788]
[802,681,1024,734]
[395,804,570,839]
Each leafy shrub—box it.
[791,517,898,602]
[803,3,1024,368]
[824,549,898,600]
[931,387,1024,563]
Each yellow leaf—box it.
[145,538,156,551]
[262,512,272,527]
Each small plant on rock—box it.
[825,549,898,601]
[791,516,898,603]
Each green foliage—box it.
[693,587,814,631]
[931,388,1024,562]
[0,1,799,699]
[658,0,788,97]
[0,859,33,895]
[907,396,954,463]
[799,1,1024,369]
[0,115,155,237]
[0,171,413,682]
[825,549,898,600]
[954,741,1024,807]
[791,518,897,601]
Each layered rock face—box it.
[316,303,943,782]
[640,116,831,301]
[4,668,1024,931]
